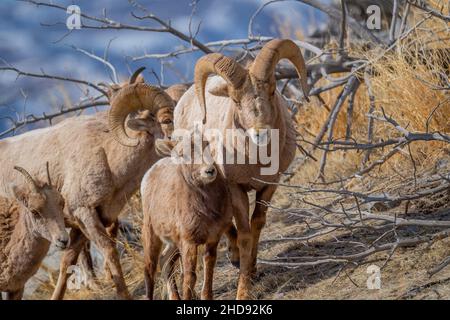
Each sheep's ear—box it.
[11,185,28,207]
[208,83,229,97]
[155,139,177,157]
[102,83,121,98]
[127,118,150,132]
[134,74,145,84]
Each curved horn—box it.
[250,39,309,101]
[129,67,146,85]
[14,166,38,193]
[108,83,174,147]
[45,162,52,186]
[194,53,247,123]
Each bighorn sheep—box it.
[0,165,68,300]
[141,137,232,300]
[78,83,189,286]
[0,68,175,299]
[173,39,309,299]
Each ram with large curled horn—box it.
[173,39,309,299]
[106,67,175,146]
[0,67,183,300]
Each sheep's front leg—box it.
[103,221,119,281]
[160,244,181,300]
[77,242,98,290]
[52,228,87,300]
[75,207,131,300]
[181,243,197,300]
[5,287,24,300]
[250,185,276,275]
[201,239,220,300]
[230,185,252,300]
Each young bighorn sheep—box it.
[141,137,232,300]
[173,39,309,299]
[0,165,68,300]
[0,68,175,300]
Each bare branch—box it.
[70,45,119,84]
[0,96,108,138]
[248,0,382,44]
[0,61,108,96]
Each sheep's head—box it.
[155,136,218,187]
[165,84,190,105]
[107,67,175,147]
[195,39,309,145]
[11,164,68,249]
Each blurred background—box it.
[0,0,332,135]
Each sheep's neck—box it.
[181,173,226,220]
[0,209,50,279]
[108,128,159,194]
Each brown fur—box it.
[0,173,67,300]
[141,139,232,300]
[0,198,19,249]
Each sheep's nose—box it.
[249,127,270,146]
[56,236,69,249]
[205,167,216,176]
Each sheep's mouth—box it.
[200,170,217,183]
[54,239,69,250]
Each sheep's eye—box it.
[31,210,41,217]
[162,119,173,125]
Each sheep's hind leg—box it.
[225,224,240,268]
[230,185,252,300]
[75,207,131,300]
[78,241,99,290]
[52,228,87,300]
[160,244,181,300]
